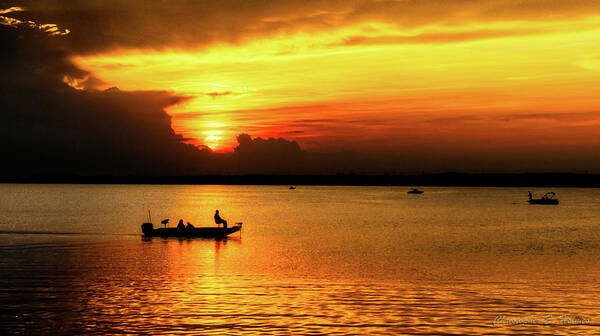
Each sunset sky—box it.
[2,0,600,174]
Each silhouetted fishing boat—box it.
[289,186,296,190]
[407,188,424,194]
[527,191,559,205]
[142,222,241,238]
[141,213,242,238]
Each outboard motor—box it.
[141,222,154,236]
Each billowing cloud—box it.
[232,133,305,174]
[0,23,212,176]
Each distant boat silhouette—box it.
[407,188,424,194]
[289,186,296,190]
[527,191,559,205]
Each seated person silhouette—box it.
[186,222,195,230]
[214,210,227,229]
[177,219,185,230]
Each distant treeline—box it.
[2,173,600,187]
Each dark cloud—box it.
[232,134,305,174]
[0,24,214,176]
[3,0,600,54]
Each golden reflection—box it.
[6,185,600,334]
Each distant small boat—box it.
[527,191,559,205]
[289,186,296,190]
[407,188,424,194]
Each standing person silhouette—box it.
[214,210,228,228]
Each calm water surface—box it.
[1,184,600,335]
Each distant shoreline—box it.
[1,173,600,187]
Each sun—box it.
[200,122,227,151]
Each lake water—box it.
[1,184,600,335]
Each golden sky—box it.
[59,1,600,152]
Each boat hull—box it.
[527,199,559,205]
[142,223,240,238]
